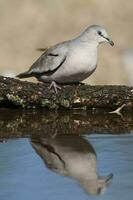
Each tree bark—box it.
[0,75,133,111]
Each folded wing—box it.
[29,43,68,75]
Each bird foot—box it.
[49,81,61,94]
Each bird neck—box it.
[77,33,99,47]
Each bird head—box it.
[81,25,114,46]
[80,173,113,196]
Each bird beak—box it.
[105,173,114,185]
[98,173,113,186]
[106,38,114,46]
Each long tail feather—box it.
[16,71,31,79]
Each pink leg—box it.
[49,81,61,94]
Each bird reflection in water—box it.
[31,135,113,196]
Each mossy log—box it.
[0,75,133,111]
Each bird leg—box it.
[49,81,61,94]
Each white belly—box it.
[51,65,96,83]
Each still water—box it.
[0,110,133,200]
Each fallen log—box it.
[0,76,133,111]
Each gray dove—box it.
[17,25,114,93]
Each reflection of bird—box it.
[17,25,114,93]
[31,135,113,196]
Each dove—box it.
[17,25,114,93]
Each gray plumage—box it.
[17,25,114,92]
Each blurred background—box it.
[0,0,133,85]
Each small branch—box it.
[109,104,126,115]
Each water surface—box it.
[0,109,133,200]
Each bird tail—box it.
[16,71,31,79]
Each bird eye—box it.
[97,31,102,35]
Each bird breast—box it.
[67,44,98,72]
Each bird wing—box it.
[29,42,68,75]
